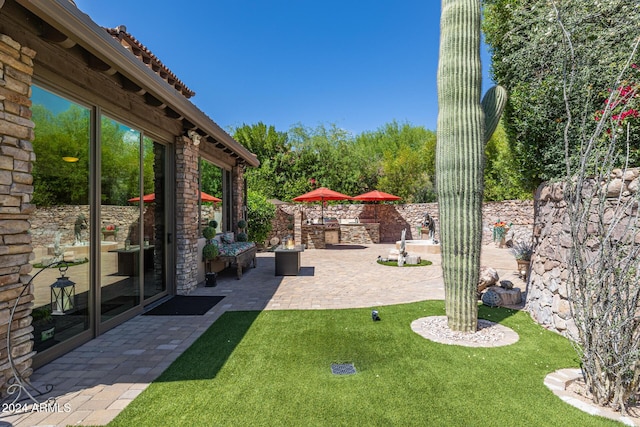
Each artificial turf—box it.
[108,301,619,426]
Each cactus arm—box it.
[482,85,508,143]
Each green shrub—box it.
[203,243,219,260]
[237,219,247,230]
[237,232,248,242]
[209,220,218,229]
[203,226,216,240]
[247,190,276,244]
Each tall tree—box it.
[484,120,531,201]
[354,121,437,200]
[436,0,506,332]
[233,122,292,199]
[483,0,640,188]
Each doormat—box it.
[143,296,225,316]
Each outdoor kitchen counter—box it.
[300,223,379,247]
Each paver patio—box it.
[0,243,525,427]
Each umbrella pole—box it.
[321,198,324,224]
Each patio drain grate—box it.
[331,363,356,375]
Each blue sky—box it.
[74,1,493,136]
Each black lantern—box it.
[50,265,75,315]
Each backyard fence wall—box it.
[269,200,534,245]
[527,170,640,336]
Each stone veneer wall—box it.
[268,200,534,244]
[0,34,37,393]
[231,164,245,232]
[29,205,141,247]
[526,170,640,337]
[174,135,200,294]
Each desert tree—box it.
[553,2,640,413]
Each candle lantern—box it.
[50,265,75,315]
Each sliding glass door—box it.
[30,85,171,362]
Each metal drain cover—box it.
[331,363,356,375]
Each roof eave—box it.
[16,0,259,168]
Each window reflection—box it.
[100,117,141,321]
[30,86,90,352]
[200,158,223,233]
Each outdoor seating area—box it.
[210,232,257,279]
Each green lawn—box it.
[108,302,618,426]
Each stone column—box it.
[174,134,199,294]
[0,34,37,393]
[231,163,245,232]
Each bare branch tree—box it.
[555,0,640,411]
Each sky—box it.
[74,1,494,136]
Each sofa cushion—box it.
[219,241,256,257]
[222,232,235,244]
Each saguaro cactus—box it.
[436,0,507,332]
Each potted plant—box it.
[203,242,219,261]
[203,225,216,241]
[492,220,511,248]
[237,219,248,242]
[510,240,533,279]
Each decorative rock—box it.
[622,169,638,181]
[482,289,502,307]
[491,286,522,306]
[604,178,625,197]
[478,266,499,293]
[499,280,513,290]
[405,254,421,265]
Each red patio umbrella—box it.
[352,190,401,202]
[200,192,222,203]
[353,190,401,222]
[127,193,156,203]
[293,187,352,224]
[128,191,221,203]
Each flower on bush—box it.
[594,64,640,137]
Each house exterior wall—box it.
[0,33,37,394]
[0,0,253,387]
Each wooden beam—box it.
[39,21,76,48]
[86,53,117,75]
[164,107,183,120]
[182,118,196,130]
[119,75,146,95]
[144,92,166,108]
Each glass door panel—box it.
[199,159,223,233]
[30,86,91,353]
[100,116,141,321]
[144,140,166,299]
